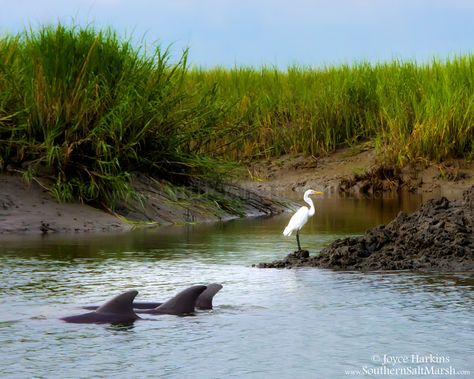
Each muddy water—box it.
[1,196,473,378]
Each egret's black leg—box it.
[296,231,302,251]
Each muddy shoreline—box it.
[241,147,474,200]
[0,175,131,234]
[0,173,288,235]
[2,147,474,242]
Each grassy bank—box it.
[0,24,236,206]
[188,59,474,163]
[1,24,473,207]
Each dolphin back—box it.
[146,285,207,315]
[196,283,223,310]
[96,290,139,316]
[61,290,139,324]
[80,284,223,314]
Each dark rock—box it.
[292,250,309,259]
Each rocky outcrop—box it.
[257,186,474,272]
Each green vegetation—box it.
[188,59,474,164]
[1,24,473,207]
[0,24,236,206]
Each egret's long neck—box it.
[304,195,315,216]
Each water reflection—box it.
[0,195,473,378]
[1,191,424,248]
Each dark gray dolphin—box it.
[82,283,223,311]
[61,290,140,324]
[195,284,223,310]
[62,285,213,324]
[137,285,207,315]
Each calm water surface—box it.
[1,196,473,378]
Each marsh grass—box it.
[1,23,472,208]
[188,58,474,163]
[0,24,236,206]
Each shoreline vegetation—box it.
[1,24,473,225]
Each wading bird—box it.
[283,189,323,251]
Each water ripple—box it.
[1,217,473,378]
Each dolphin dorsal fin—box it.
[155,285,207,315]
[196,283,223,309]
[96,290,138,315]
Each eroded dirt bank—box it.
[0,175,131,234]
[2,146,474,237]
[0,174,287,235]
[257,185,474,272]
[242,147,474,200]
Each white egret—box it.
[283,189,323,251]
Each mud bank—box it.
[3,145,474,236]
[0,175,131,234]
[242,147,474,200]
[0,174,287,235]
[257,186,474,272]
[115,174,288,225]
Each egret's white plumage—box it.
[283,189,323,250]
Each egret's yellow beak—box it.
[312,191,324,196]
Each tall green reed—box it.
[187,57,474,164]
[0,24,235,206]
